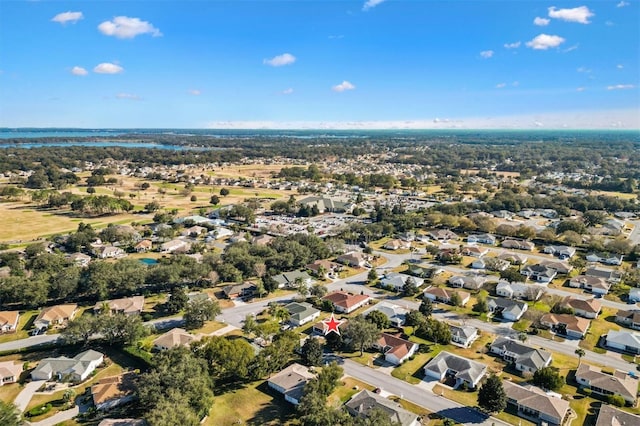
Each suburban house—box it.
[585,266,622,283]
[498,252,529,265]
[222,282,257,299]
[540,313,590,339]
[380,273,424,292]
[569,275,611,296]
[306,259,340,278]
[461,246,489,257]
[31,349,104,382]
[489,337,552,373]
[34,304,78,331]
[423,351,487,389]
[0,311,19,333]
[449,324,479,348]
[160,239,190,254]
[615,309,640,330]
[495,281,543,301]
[540,260,573,275]
[472,257,509,272]
[344,390,420,426]
[134,240,152,253]
[267,363,315,405]
[383,239,411,251]
[94,245,127,259]
[68,252,92,267]
[406,265,444,279]
[448,275,487,290]
[558,296,601,319]
[543,245,577,259]
[467,234,496,245]
[251,234,275,246]
[423,287,470,306]
[503,381,570,426]
[629,288,640,304]
[605,330,640,354]
[363,301,409,327]
[487,298,528,321]
[297,196,351,213]
[0,361,22,386]
[521,264,557,283]
[91,372,136,411]
[322,291,370,314]
[152,328,202,351]
[284,302,320,327]
[595,404,640,426]
[502,240,535,251]
[428,229,458,241]
[312,318,348,335]
[373,333,419,365]
[94,296,145,316]
[336,251,369,268]
[272,270,314,289]
[575,363,639,406]
[586,252,624,266]
[181,225,207,237]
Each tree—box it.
[184,299,221,330]
[472,296,489,313]
[575,348,585,366]
[144,201,162,213]
[403,277,419,296]
[301,337,324,367]
[310,284,328,298]
[517,332,528,343]
[146,396,201,426]
[532,367,564,391]
[367,268,378,284]
[61,314,98,344]
[500,268,525,283]
[166,286,189,314]
[449,292,462,307]
[194,335,255,380]
[209,195,220,206]
[242,314,259,337]
[0,400,21,426]
[220,188,230,196]
[342,316,381,356]
[416,318,452,345]
[365,310,390,330]
[419,298,433,317]
[477,374,507,413]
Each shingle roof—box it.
[424,351,487,385]
[345,390,419,426]
[595,404,640,426]
[490,337,551,370]
[576,363,639,402]
[504,381,569,422]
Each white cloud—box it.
[93,63,124,74]
[496,83,507,88]
[480,50,494,59]
[577,67,591,73]
[98,16,162,39]
[548,6,594,24]
[607,84,636,90]
[534,17,550,26]
[51,11,83,24]
[526,34,566,50]
[504,41,521,49]
[282,88,294,95]
[363,0,385,11]
[563,44,579,53]
[263,53,296,67]
[617,64,624,69]
[617,1,629,7]
[576,87,586,92]
[332,81,355,92]
[116,93,141,100]
[71,66,88,76]
[188,89,201,96]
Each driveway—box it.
[26,406,79,426]
[14,380,46,412]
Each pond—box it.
[139,258,158,265]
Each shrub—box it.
[607,394,626,407]
[582,388,592,396]
[26,403,52,417]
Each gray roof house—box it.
[521,264,557,283]
[569,275,611,295]
[363,301,409,327]
[595,404,640,426]
[487,298,528,321]
[449,324,479,348]
[504,381,570,426]
[576,363,639,406]
[605,330,640,355]
[448,275,487,290]
[345,390,420,426]
[267,363,315,405]
[284,302,320,327]
[273,270,314,289]
[495,281,543,301]
[586,266,622,283]
[380,272,424,292]
[31,350,104,382]
[543,245,577,259]
[423,351,487,389]
[489,337,552,373]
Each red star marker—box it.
[322,313,345,336]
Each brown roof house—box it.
[322,291,370,314]
[503,381,570,426]
[134,240,152,253]
[0,311,19,333]
[94,296,145,316]
[558,296,601,319]
[540,313,590,339]
[569,275,611,296]
[576,363,639,406]
[373,333,419,365]
[345,390,420,426]
[92,372,136,411]
[0,361,22,386]
[153,328,202,351]
[336,251,369,268]
[34,304,77,331]
[267,363,315,405]
[615,309,640,331]
[423,287,470,306]
[595,404,640,426]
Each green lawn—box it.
[327,377,375,406]
[579,308,620,352]
[391,353,432,384]
[0,382,22,405]
[204,380,295,426]
[0,311,37,344]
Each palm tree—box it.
[517,332,528,343]
[575,348,585,366]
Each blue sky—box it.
[0,0,638,129]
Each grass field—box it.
[0,311,37,344]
